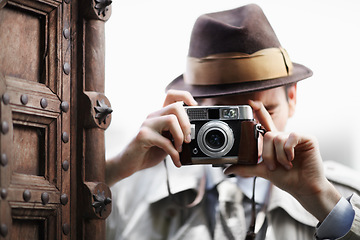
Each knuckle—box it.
[184,90,192,99]
[165,102,184,117]
[140,117,152,127]
[145,109,163,119]
[136,126,151,140]
[263,132,275,141]
[166,89,175,95]
[273,134,285,145]
[172,102,184,114]
[164,114,178,125]
[146,112,156,119]
[288,132,299,140]
[165,89,176,99]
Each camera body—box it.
[180,105,259,166]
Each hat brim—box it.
[166,63,313,98]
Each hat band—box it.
[184,47,293,85]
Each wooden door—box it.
[0,0,113,239]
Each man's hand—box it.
[105,90,197,186]
[224,101,342,221]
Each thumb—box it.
[224,163,268,179]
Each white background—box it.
[104,0,360,171]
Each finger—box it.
[163,90,198,107]
[167,102,192,143]
[261,132,277,171]
[142,114,185,152]
[159,114,185,152]
[284,132,318,161]
[148,102,192,143]
[283,132,298,162]
[164,102,192,143]
[149,134,182,168]
[273,134,293,170]
[137,126,181,167]
[249,100,277,132]
[153,137,182,168]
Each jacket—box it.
[106,160,360,240]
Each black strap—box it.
[245,176,257,240]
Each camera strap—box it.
[246,124,267,240]
[255,124,267,138]
[163,158,206,208]
[245,176,257,240]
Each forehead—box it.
[200,86,286,106]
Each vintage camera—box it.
[180,105,260,166]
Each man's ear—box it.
[287,83,297,118]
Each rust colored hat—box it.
[166,4,312,98]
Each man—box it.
[106,4,360,239]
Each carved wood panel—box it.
[0,0,113,238]
[0,0,71,238]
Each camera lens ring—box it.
[204,128,227,151]
[197,120,234,158]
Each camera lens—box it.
[197,120,234,158]
[205,129,226,150]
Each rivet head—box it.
[62,223,70,235]
[40,98,48,108]
[0,188,8,199]
[23,189,31,202]
[20,94,28,105]
[41,192,49,205]
[0,224,8,237]
[0,153,8,167]
[60,194,68,205]
[61,101,69,112]
[1,121,9,134]
[62,132,69,143]
[63,28,70,39]
[62,160,69,171]
[2,93,10,105]
[63,63,70,75]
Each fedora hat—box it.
[166,4,313,98]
